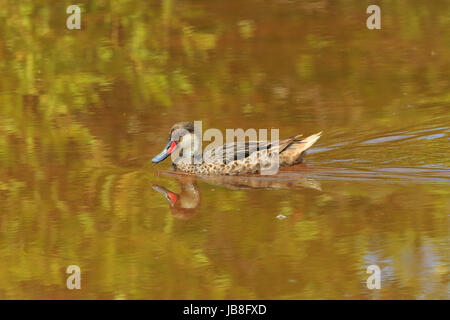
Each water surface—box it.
[0,0,448,299]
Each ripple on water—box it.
[360,134,416,145]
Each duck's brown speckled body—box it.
[152,121,321,176]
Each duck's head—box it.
[152,121,200,163]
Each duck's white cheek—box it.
[179,135,193,155]
[179,134,201,158]
[179,135,189,149]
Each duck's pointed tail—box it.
[280,132,322,166]
[296,132,322,152]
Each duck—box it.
[152,121,321,176]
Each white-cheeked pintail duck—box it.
[152,122,321,175]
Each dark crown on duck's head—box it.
[170,121,194,135]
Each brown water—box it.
[0,0,449,299]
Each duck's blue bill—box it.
[152,140,177,163]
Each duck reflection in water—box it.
[153,175,201,220]
[153,170,321,220]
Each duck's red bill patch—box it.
[167,141,177,154]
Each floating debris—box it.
[276,214,287,220]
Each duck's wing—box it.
[204,141,263,164]
[204,135,302,164]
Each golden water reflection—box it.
[0,0,448,299]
